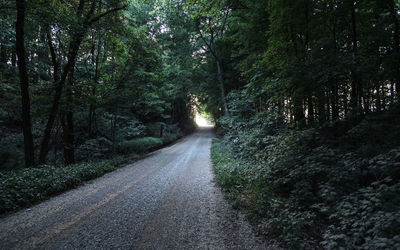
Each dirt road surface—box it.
[0,128,271,249]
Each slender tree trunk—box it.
[332,84,339,120]
[15,0,35,167]
[294,96,305,127]
[350,2,363,110]
[326,92,331,121]
[332,17,339,120]
[0,44,7,64]
[39,0,88,164]
[381,84,387,110]
[376,86,382,112]
[318,90,326,125]
[216,59,229,117]
[307,96,314,125]
[304,0,309,51]
[390,0,400,97]
[344,85,349,116]
[38,34,84,164]
[88,31,101,137]
[11,47,16,67]
[63,69,75,165]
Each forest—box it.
[1,0,400,249]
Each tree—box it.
[38,0,126,164]
[15,0,34,167]
[187,0,231,117]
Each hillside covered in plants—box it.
[201,0,400,248]
[1,0,400,248]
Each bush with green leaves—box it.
[162,133,180,145]
[75,137,113,161]
[212,100,400,248]
[116,137,163,154]
[0,157,125,214]
[0,134,24,170]
[161,123,183,144]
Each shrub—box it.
[116,137,163,154]
[162,132,180,145]
[212,105,400,248]
[75,137,113,161]
[0,156,125,214]
[0,134,24,170]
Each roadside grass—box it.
[0,133,185,215]
[211,139,246,204]
[0,157,125,214]
[211,139,270,212]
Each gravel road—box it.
[0,128,272,249]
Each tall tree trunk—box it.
[88,30,101,137]
[332,84,339,120]
[307,96,314,125]
[0,44,7,64]
[38,34,84,164]
[15,0,35,167]
[344,85,349,116]
[376,86,382,112]
[350,2,363,110]
[332,16,340,120]
[294,96,305,127]
[216,59,229,117]
[63,70,75,165]
[390,0,400,97]
[304,0,309,51]
[318,90,326,125]
[11,47,16,67]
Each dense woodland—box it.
[1,0,400,249]
[1,0,198,168]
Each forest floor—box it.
[0,127,273,249]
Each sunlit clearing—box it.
[195,114,213,127]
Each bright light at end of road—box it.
[195,114,213,127]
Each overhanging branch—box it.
[88,5,127,25]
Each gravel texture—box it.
[0,128,273,249]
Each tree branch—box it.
[88,5,127,25]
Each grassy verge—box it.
[116,134,182,155]
[211,139,275,219]
[0,133,184,215]
[0,157,126,214]
[211,139,252,207]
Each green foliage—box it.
[161,124,183,144]
[0,157,125,214]
[318,149,400,249]
[212,100,400,248]
[0,0,196,168]
[0,134,24,170]
[75,137,113,161]
[116,137,163,154]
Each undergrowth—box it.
[0,126,184,215]
[211,102,400,249]
[0,157,125,214]
[116,137,164,154]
